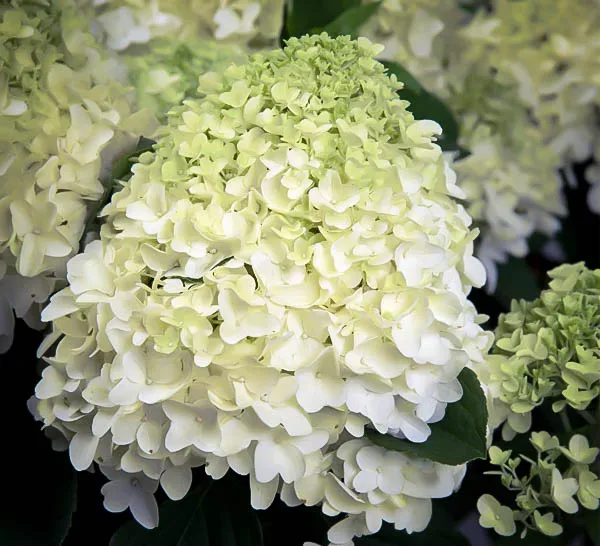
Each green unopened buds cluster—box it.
[34,34,491,545]
[478,432,600,537]
[479,262,600,439]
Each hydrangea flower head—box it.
[34,34,491,543]
[0,0,156,352]
[480,262,600,439]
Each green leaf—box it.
[285,0,360,38]
[110,476,263,546]
[320,1,382,38]
[494,257,541,310]
[366,368,488,465]
[382,60,460,151]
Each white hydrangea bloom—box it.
[0,0,156,353]
[34,35,492,544]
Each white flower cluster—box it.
[89,0,285,52]
[0,0,156,352]
[34,35,491,544]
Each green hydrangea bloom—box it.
[0,0,155,351]
[125,38,247,122]
[480,263,600,439]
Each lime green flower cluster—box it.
[35,35,491,543]
[480,263,600,440]
[0,0,156,351]
[89,0,284,52]
[478,432,600,537]
[125,38,246,122]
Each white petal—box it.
[101,480,131,513]
[353,470,378,493]
[35,367,66,399]
[129,486,159,529]
[254,440,278,483]
[69,432,99,471]
[250,473,278,509]
[136,421,163,455]
[161,467,192,501]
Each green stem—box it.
[560,411,573,433]
[581,410,597,426]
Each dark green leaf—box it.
[381,61,459,151]
[320,2,382,38]
[366,368,488,465]
[110,477,263,546]
[494,257,540,310]
[285,0,360,38]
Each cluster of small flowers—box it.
[34,35,492,544]
[479,262,600,440]
[361,0,568,291]
[478,433,600,538]
[0,0,156,352]
[89,0,285,52]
